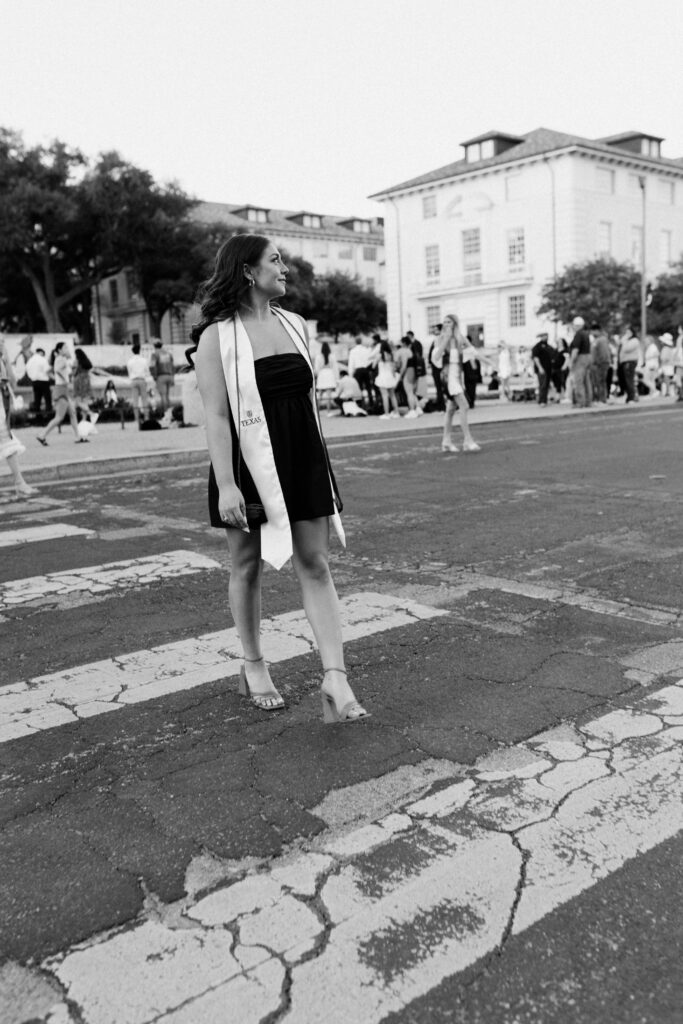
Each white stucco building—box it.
[370,127,683,346]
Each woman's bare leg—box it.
[225,526,275,693]
[442,399,456,445]
[457,399,476,445]
[291,518,359,707]
[380,387,390,414]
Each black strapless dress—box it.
[208,352,340,529]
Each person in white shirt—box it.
[346,336,374,407]
[25,347,53,415]
[127,343,151,426]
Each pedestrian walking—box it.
[127,343,152,427]
[314,341,339,416]
[497,341,512,400]
[589,323,611,403]
[427,325,446,411]
[643,337,660,396]
[25,347,53,417]
[617,326,640,403]
[396,336,422,419]
[658,333,675,397]
[461,335,482,409]
[0,337,36,498]
[432,313,480,452]
[190,233,368,723]
[373,340,401,419]
[36,342,82,445]
[531,332,553,405]
[568,316,592,407]
[73,348,94,418]
[149,339,176,413]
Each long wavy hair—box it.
[187,233,272,365]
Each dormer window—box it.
[466,139,495,163]
[642,138,661,158]
[462,131,524,164]
[247,207,268,224]
[303,214,322,229]
[353,219,370,233]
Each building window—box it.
[125,270,136,300]
[247,208,268,223]
[303,214,322,228]
[109,279,119,307]
[363,246,377,261]
[658,179,675,204]
[426,304,441,331]
[597,221,612,256]
[314,241,329,258]
[507,227,525,269]
[595,168,615,193]
[505,174,522,201]
[631,226,643,264]
[338,246,353,260]
[353,219,370,233]
[462,228,481,283]
[628,173,644,194]
[366,277,375,291]
[642,138,661,158]
[466,139,494,163]
[425,244,440,280]
[660,230,672,268]
[508,295,526,327]
[422,194,437,218]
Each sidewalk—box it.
[1,396,677,486]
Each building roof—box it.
[597,130,665,144]
[194,201,384,242]
[370,126,683,198]
[460,130,524,146]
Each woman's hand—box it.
[218,484,249,531]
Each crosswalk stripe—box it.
[0,549,221,613]
[0,592,446,744]
[0,523,95,547]
[41,683,683,1024]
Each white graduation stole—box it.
[217,309,345,570]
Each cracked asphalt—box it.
[1,403,682,1024]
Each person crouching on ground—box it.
[333,371,367,416]
[431,314,480,453]
[191,233,368,723]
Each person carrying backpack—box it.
[150,340,175,413]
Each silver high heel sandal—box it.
[238,656,285,711]
[320,668,369,724]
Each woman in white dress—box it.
[432,314,480,453]
[314,342,339,416]
[373,340,400,419]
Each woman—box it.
[191,234,368,723]
[432,314,480,453]
[73,347,94,419]
[461,335,482,409]
[617,326,640,404]
[497,341,512,401]
[396,336,422,419]
[314,341,338,417]
[37,343,82,445]
[0,338,36,498]
[373,340,400,419]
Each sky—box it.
[3,0,683,218]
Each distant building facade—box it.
[92,202,385,347]
[371,128,683,346]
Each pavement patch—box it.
[38,679,683,1024]
[0,523,96,548]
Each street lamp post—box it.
[638,176,647,349]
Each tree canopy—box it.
[649,259,683,335]
[537,258,642,334]
[310,271,386,337]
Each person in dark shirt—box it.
[569,316,592,407]
[531,332,553,405]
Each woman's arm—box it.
[194,323,247,530]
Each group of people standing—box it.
[529,319,683,408]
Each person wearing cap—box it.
[589,322,611,403]
[531,332,553,405]
[568,316,592,407]
[658,333,675,397]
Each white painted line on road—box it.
[41,682,683,1024]
[0,592,446,744]
[0,523,95,548]
[0,550,221,613]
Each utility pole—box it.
[638,175,647,349]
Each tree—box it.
[310,272,386,338]
[649,260,683,335]
[537,258,642,334]
[0,128,202,334]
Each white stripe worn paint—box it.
[42,682,683,1024]
[0,592,446,743]
[0,549,221,612]
[0,523,95,547]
